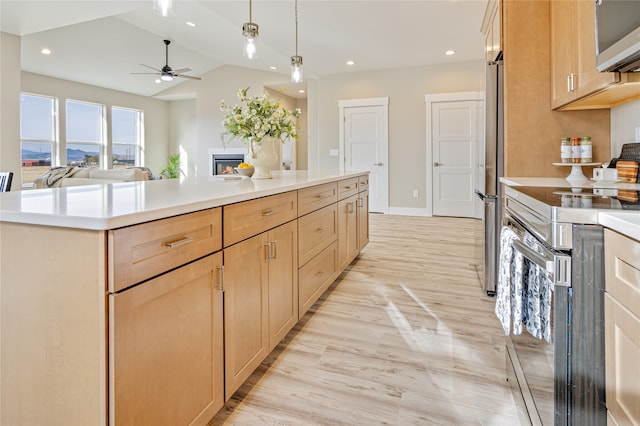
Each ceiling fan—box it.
[132,39,202,82]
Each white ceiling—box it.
[0,0,487,99]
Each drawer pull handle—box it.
[343,186,352,190]
[315,270,325,277]
[164,237,193,248]
[317,227,326,233]
[270,240,277,259]
[357,198,364,208]
[348,202,355,214]
[262,210,276,217]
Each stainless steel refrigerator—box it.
[474,58,503,296]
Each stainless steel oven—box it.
[502,185,608,426]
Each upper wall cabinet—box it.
[481,0,502,62]
[551,0,640,110]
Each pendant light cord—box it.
[295,0,298,55]
[249,0,253,22]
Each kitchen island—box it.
[0,170,370,426]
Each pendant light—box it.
[242,0,259,59]
[153,0,173,17]
[290,0,303,82]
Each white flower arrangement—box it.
[220,87,300,144]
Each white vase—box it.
[247,137,278,179]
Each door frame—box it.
[338,97,389,214]
[424,91,484,217]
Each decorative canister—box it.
[561,137,572,163]
[580,136,592,163]
[571,137,581,163]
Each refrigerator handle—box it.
[474,189,498,203]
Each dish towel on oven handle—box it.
[495,226,524,336]
[523,258,553,343]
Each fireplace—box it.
[209,149,246,175]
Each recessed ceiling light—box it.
[269,66,277,70]
[41,48,51,55]
[346,60,355,66]
[155,79,162,84]
[186,21,196,27]
[298,89,305,93]
[445,50,455,56]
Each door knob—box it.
[373,162,383,166]
[434,162,442,167]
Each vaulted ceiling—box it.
[1,0,487,98]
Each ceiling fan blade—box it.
[139,64,161,72]
[172,68,191,74]
[176,74,202,80]
[130,72,161,75]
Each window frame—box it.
[19,93,59,187]
[111,106,145,169]
[65,99,106,168]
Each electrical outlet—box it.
[413,189,419,198]
[329,149,339,156]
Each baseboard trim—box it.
[385,207,430,217]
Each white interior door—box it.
[431,100,481,218]
[339,98,388,213]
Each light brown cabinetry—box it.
[298,182,338,216]
[604,229,640,426]
[298,203,338,266]
[108,208,222,292]
[109,252,224,426]
[357,190,369,250]
[550,0,621,110]
[338,194,359,270]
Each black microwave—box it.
[595,0,640,72]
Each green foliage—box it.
[220,87,301,144]
[160,153,181,179]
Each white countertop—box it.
[0,170,368,230]
[501,176,640,241]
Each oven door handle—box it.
[512,238,571,287]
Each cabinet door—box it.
[109,252,224,426]
[550,0,579,107]
[338,194,359,270]
[223,234,269,399]
[357,190,369,250]
[605,294,640,426]
[267,221,299,351]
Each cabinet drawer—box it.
[605,294,640,426]
[223,191,297,247]
[298,182,337,216]
[109,208,222,292]
[605,229,640,317]
[337,177,359,200]
[298,241,338,317]
[298,203,338,267]
[358,175,369,192]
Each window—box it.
[112,107,144,169]
[20,93,57,186]
[66,100,105,167]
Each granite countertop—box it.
[501,176,640,241]
[0,170,368,230]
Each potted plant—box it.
[220,87,300,179]
[160,153,182,179]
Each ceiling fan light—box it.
[161,73,173,82]
[153,0,173,17]
[242,22,259,59]
[291,55,303,83]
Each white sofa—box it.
[33,167,151,189]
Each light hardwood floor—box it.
[210,214,527,425]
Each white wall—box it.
[611,99,640,158]
[21,72,170,175]
[316,60,485,210]
[0,32,21,183]
[169,99,196,177]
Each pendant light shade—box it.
[242,0,259,59]
[290,0,303,82]
[153,0,173,17]
[291,56,303,83]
